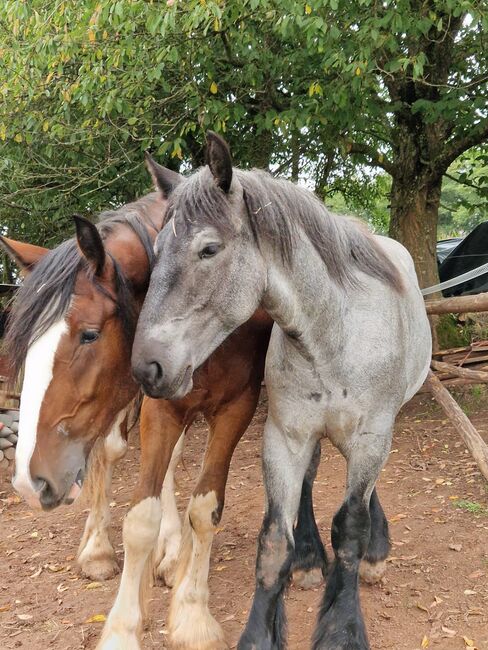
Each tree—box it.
[0,0,486,290]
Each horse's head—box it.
[3,189,169,510]
[132,133,266,400]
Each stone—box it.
[0,438,13,450]
[4,447,15,461]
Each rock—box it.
[0,438,13,450]
[8,434,17,444]
[0,414,14,428]
[11,421,19,433]
[0,449,4,462]
[0,458,9,470]
[4,447,15,461]
[0,426,13,437]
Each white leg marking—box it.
[97,497,161,650]
[359,558,387,584]
[169,491,228,650]
[154,431,185,586]
[78,411,128,580]
[13,319,68,505]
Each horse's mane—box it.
[168,167,403,292]
[5,193,160,378]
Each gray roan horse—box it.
[131,132,432,650]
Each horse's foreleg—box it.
[168,383,260,650]
[97,398,186,650]
[154,431,185,586]
[291,440,327,589]
[312,425,392,650]
[238,417,317,650]
[77,411,128,581]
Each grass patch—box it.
[454,500,488,515]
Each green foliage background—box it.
[0,0,487,281]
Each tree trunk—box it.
[388,173,442,291]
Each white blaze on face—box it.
[13,319,68,503]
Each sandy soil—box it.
[0,391,487,650]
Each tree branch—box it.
[436,118,488,174]
[346,142,396,177]
[444,171,486,193]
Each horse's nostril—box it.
[150,361,163,382]
[31,476,47,493]
[36,477,59,510]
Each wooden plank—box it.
[425,292,488,315]
[431,359,488,382]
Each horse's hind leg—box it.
[312,426,392,650]
[77,412,128,581]
[359,488,390,584]
[291,440,327,589]
[168,383,260,650]
[154,431,185,586]
[98,398,186,650]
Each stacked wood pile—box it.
[0,409,18,470]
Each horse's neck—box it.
[261,236,346,357]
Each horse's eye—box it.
[80,330,100,345]
[198,243,221,259]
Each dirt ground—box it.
[0,390,487,650]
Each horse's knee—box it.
[331,495,370,563]
[124,497,161,552]
[257,517,294,591]
[188,491,221,535]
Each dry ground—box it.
[0,390,487,650]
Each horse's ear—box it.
[206,131,232,194]
[73,215,106,276]
[145,152,182,199]
[0,236,49,273]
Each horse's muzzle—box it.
[131,338,194,399]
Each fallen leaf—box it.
[463,590,477,596]
[85,614,106,623]
[441,626,456,637]
[85,582,103,590]
[17,614,33,621]
[390,513,407,523]
[421,635,429,648]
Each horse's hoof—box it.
[80,556,120,581]
[169,601,228,650]
[154,554,177,587]
[359,558,386,584]
[96,629,141,650]
[171,639,229,650]
[292,566,324,589]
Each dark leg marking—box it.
[291,441,327,589]
[238,502,294,650]
[312,492,371,650]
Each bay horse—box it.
[131,132,432,650]
[2,164,328,649]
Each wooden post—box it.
[427,370,488,482]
